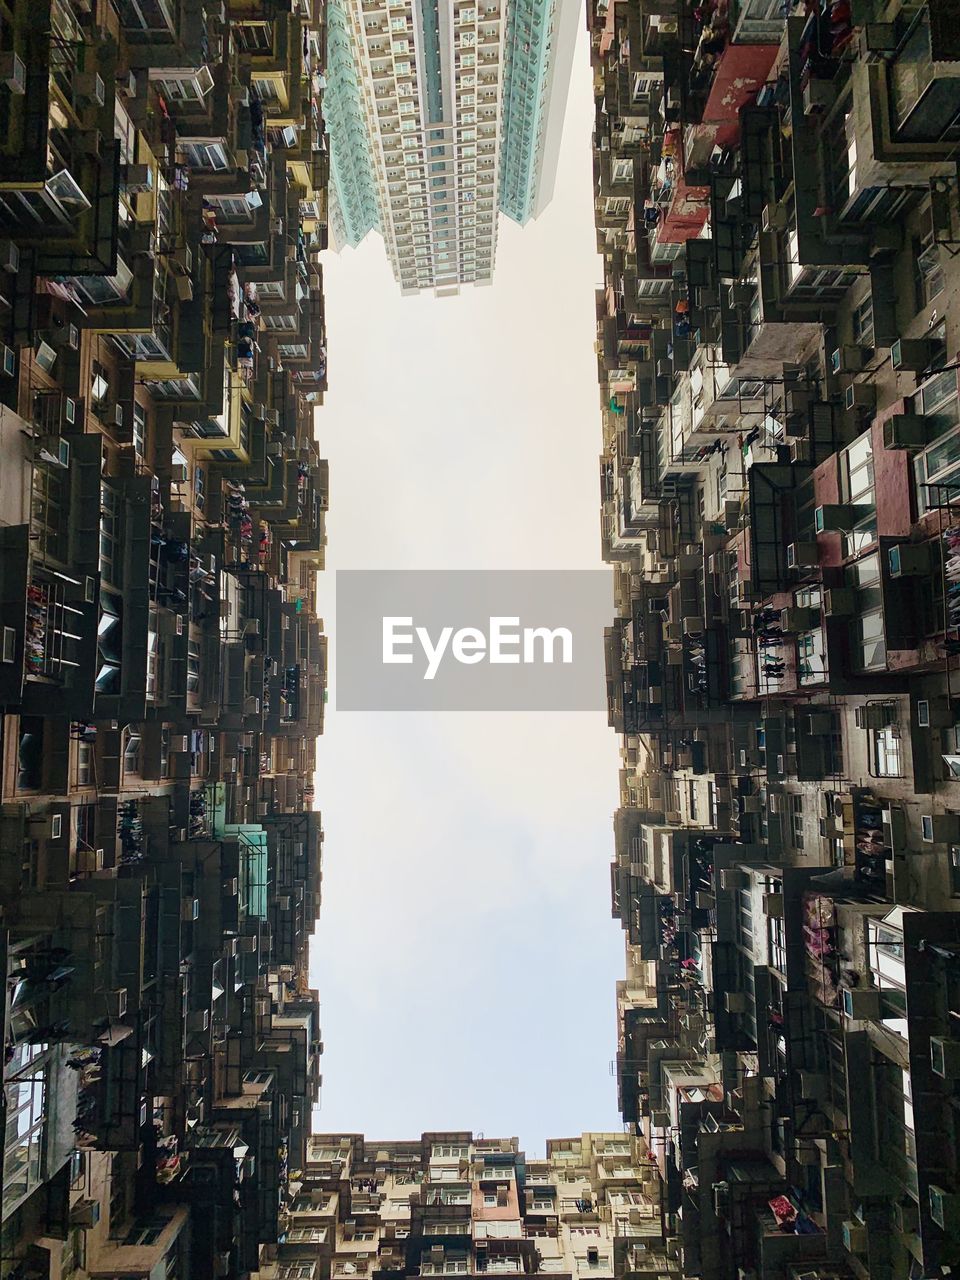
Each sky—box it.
[310,24,625,1156]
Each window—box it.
[916,211,945,307]
[840,431,876,557]
[851,296,875,346]
[99,483,121,586]
[132,402,146,457]
[914,367,960,510]
[872,725,903,777]
[789,794,804,850]
[182,140,229,172]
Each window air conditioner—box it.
[888,542,930,578]
[823,588,855,616]
[804,712,833,735]
[786,541,819,570]
[0,238,19,273]
[930,1036,960,1080]
[36,436,70,469]
[0,52,26,94]
[70,1199,101,1228]
[831,345,872,374]
[929,1185,960,1232]
[720,868,748,890]
[845,383,876,411]
[841,1221,867,1253]
[75,71,105,105]
[780,606,820,631]
[921,813,960,843]
[841,987,882,1019]
[891,337,940,373]
[105,987,128,1018]
[815,503,870,532]
[882,413,928,451]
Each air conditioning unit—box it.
[243,696,260,714]
[0,51,26,94]
[70,1199,101,1228]
[803,77,834,115]
[841,1220,867,1253]
[105,987,128,1018]
[720,868,748,890]
[122,163,153,194]
[928,1185,960,1232]
[171,735,189,752]
[797,1071,826,1100]
[891,338,939,373]
[864,20,898,50]
[815,503,870,533]
[921,813,960,843]
[845,383,876,411]
[762,891,784,917]
[930,1036,960,1080]
[761,202,787,232]
[786,540,819,569]
[855,703,897,730]
[804,712,833,734]
[170,461,188,483]
[831,345,872,374]
[823,588,855,616]
[264,408,280,426]
[781,606,820,631]
[883,413,928,451]
[724,991,746,1013]
[888,542,930,578]
[36,435,70,468]
[75,71,105,105]
[0,238,19,273]
[841,987,882,1019]
[790,439,811,463]
[892,1199,919,1234]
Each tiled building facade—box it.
[593,0,960,1278]
[0,0,329,1273]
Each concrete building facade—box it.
[592,1,960,1279]
[0,0,330,1273]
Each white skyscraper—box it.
[326,0,579,296]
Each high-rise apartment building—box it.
[0,0,330,1274]
[259,1130,669,1280]
[592,1,960,1278]
[327,0,579,295]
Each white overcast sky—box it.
[310,25,625,1154]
